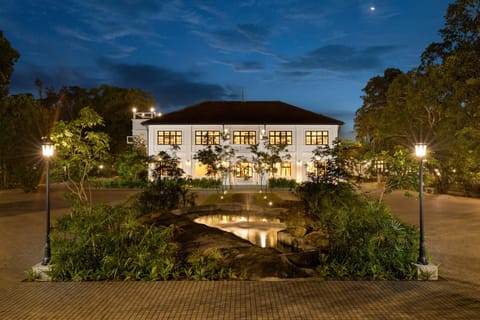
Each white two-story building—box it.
[130,101,343,186]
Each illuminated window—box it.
[194,162,208,176]
[157,131,182,145]
[195,130,220,145]
[307,161,327,176]
[236,162,253,179]
[375,159,385,173]
[233,131,256,145]
[269,131,292,145]
[278,162,291,177]
[305,131,329,145]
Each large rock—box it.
[149,212,312,280]
[304,231,329,250]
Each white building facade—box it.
[130,101,343,186]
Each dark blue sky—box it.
[2,0,452,135]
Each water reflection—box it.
[194,214,285,248]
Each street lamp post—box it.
[415,143,428,265]
[41,138,54,266]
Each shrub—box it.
[316,199,418,280]
[296,181,418,280]
[268,177,297,190]
[135,178,195,214]
[49,204,179,281]
[91,177,147,189]
[187,178,221,189]
[182,249,235,280]
[295,181,357,219]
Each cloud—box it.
[10,62,102,95]
[193,23,273,55]
[10,58,238,110]
[276,70,313,78]
[51,0,178,46]
[101,59,239,109]
[215,60,264,72]
[282,45,398,73]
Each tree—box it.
[240,138,291,191]
[151,145,184,181]
[420,0,480,67]
[0,30,20,97]
[51,107,110,205]
[295,139,358,219]
[118,140,148,186]
[194,145,220,179]
[377,146,419,202]
[194,133,235,190]
[354,68,404,152]
[138,145,195,213]
[308,139,359,186]
[0,94,49,190]
[244,143,268,189]
[89,85,155,160]
[263,142,291,179]
[36,84,155,170]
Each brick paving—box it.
[1,280,480,319]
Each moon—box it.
[370,6,376,11]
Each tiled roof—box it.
[143,101,344,125]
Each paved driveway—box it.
[382,190,480,285]
[0,186,138,288]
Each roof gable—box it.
[144,101,344,125]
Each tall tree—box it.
[354,68,404,152]
[36,84,155,168]
[421,0,480,67]
[0,94,49,189]
[90,85,155,159]
[0,30,20,98]
[355,1,480,194]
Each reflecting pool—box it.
[194,214,286,248]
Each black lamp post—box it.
[415,143,428,265]
[41,137,54,266]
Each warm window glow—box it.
[236,162,253,179]
[305,131,329,145]
[276,162,291,177]
[307,161,327,176]
[375,159,385,173]
[195,130,220,145]
[157,131,182,145]
[194,162,208,176]
[233,131,256,144]
[269,131,292,145]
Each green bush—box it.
[91,177,147,189]
[135,178,195,214]
[296,182,418,280]
[49,204,179,281]
[117,146,148,186]
[317,198,418,280]
[187,178,221,189]
[268,177,297,190]
[183,249,235,280]
[295,181,357,219]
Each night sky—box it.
[2,0,452,136]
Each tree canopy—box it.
[0,30,20,97]
[355,0,480,194]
